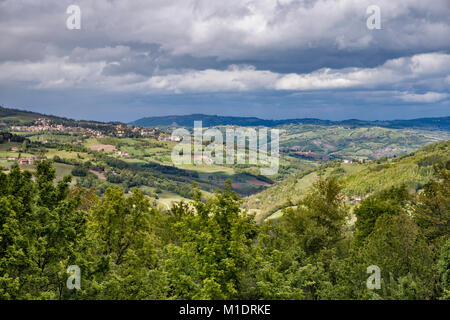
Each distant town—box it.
[8,117,185,141]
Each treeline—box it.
[0,132,26,144]
[0,160,448,299]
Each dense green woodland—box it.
[0,150,448,299]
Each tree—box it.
[0,161,87,299]
[360,213,435,299]
[282,176,348,256]
[84,186,159,299]
[263,177,351,300]
[238,222,305,299]
[437,239,450,299]
[22,140,28,152]
[354,185,410,244]
[413,161,449,246]
[162,181,257,299]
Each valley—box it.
[1,106,448,218]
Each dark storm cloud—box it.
[0,0,449,120]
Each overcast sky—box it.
[0,0,449,121]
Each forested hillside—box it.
[0,148,448,299]
[0,106,449,300]
[245,140,450,221]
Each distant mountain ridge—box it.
[130,114,450,130]
[1,106,449,131]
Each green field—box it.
[246,140,450,221]
[1,112,449,215]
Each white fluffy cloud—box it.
[0,52,448,95]
[275,52,450,90]
[399,92,449,103]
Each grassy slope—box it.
[2,107,449,213]
[278,124,449,159]
[245,140,450,222]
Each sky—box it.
[0,0,449,122]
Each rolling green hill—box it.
[131,113,450,130]
[278,124,449,160]
[0,106,46,125]
[244,140,450,222]
[1,105,449,214]
[0,105,117,128]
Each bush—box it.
[71,166,88,177]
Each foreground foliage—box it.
[0,155,449,299]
